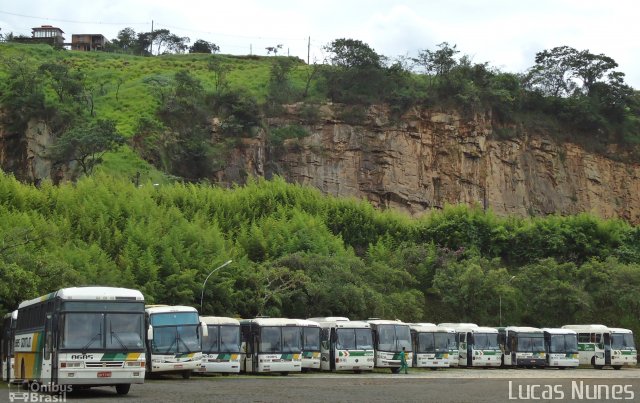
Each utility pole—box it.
[150,20,154,55]
[250,43,252,55]
[307,36,310,64]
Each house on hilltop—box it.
[71,34,107,51]
[12,25,66,47]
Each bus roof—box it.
[438,323,478,329]
[366,319,407,326]
[608,328,633,334]
[239,318,301,327]
[314,320,371,329]
[561,324,609,332]
[471,326,499,334]
[307,316,350,322]
[504,326,543,333]
[19,287,144,308]
[145,305,198,314]
[413,322,436,327]
[409,324,449,333]
[200,316,240,326]
[542,328,577,335]
[294,319,321,328]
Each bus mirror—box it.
[147,325,154,340]
[201,322,208,337]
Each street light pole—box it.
[500,275,516,327]
[200,259,232,314]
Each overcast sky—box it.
[2,0,639,88]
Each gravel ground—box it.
[2,367,639,403]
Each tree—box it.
[415,42,460,77]
[189,39,220,54]
[38,62,85,103]
[323,38,382,68]
[49,119,125,175]
[109,27,138,53]
[165,34,190,54]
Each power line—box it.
[0,10,148,26]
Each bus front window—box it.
[282,327,302,353]
[474,333,499,350]
[611,334,636,350]
[549,335,565,353]
[418,333,435,353]
[565,335,578,353]
[220,326,241,353]
[396,325,411,351]
[105,313,144,350]
[176,325,200,353]
[355,329,373,350]
[434,333,450,352]
[303,328,320,351]
[336,329,356,350]
[203,325,220,353]
[260,327,281,353]
[61,313,103,349]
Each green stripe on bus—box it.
[102,353,128,361]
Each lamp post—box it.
[499,275,516,327]
[200,259,232,314]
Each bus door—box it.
[251,332,259,372]
[603,333,611,366]
[466,333,473,366]
[41,314,53,383]
[458,333,467,365]
[329,328,336,371]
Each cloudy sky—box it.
[2,0,639,88]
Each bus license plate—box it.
[97,371,112,378]
[174,364,183,369]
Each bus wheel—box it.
[115,384,131,395]
[353,370,362,374]
[182,371,191,379]
[280,372,289,376]
[613,365,622,370]
[391,367,400,374]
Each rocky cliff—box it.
[2,103,639,224]
[215,103,640,224]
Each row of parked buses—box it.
[0,287,638,395]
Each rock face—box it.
[214,103,640,224]
[2,104,639,224]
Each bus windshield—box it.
[517,334,545,352]
[259,326,302,353]
[150,312,199,326]
[611,333,636,350]
[376,325,411,352]
[473,333,499,350]
[336,328,373,350]
[303,327,320,351]
[203,325,241,353]
[61,312,144,350]
[152,325,200,354]
[446,333,457,350]
[549,334,578,353]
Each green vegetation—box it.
[0,173,638,341]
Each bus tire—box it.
[280,372,289,376]
[613,365,622,370]
[182,371,191,379]
[391,367,400,374]
[353,370,362,374]
[115,384,131,395]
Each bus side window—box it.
[578,333,590,343]
[459,333,466,343]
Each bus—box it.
[297,319,321,371]
[196,316,241,374]
[499,326,546,367]
[542,328,579,368]
[145,305,206,378]
[409,324,450,368]
[562,325,637,369]
[239,318,303,374]
[1,310,17,382]
[440,323,500,367]
[14,287,146,395]
[366,319,412,373]
[439,326,460,367]
[308,317,375,372]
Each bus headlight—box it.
[127,361,145,367]
[60,362,83,368]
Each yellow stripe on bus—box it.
[126,352,141,360]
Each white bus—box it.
[1,310,17,382]
[14,287,146,395]
[145,305,206,378]
[542,328,579,368]
[308,317,375,372]
[409,324,450,368]
[439,327,460,367]
[499,326,546,367]
[239,318,302,374]
[562,325,637,369]
[297,319,321,371]
[366,319,412,373]
[440,323,500,367]
[197,316,241,374]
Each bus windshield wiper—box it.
[177,334,192,353]
[82,331,102,351]
[110,321,128,351]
